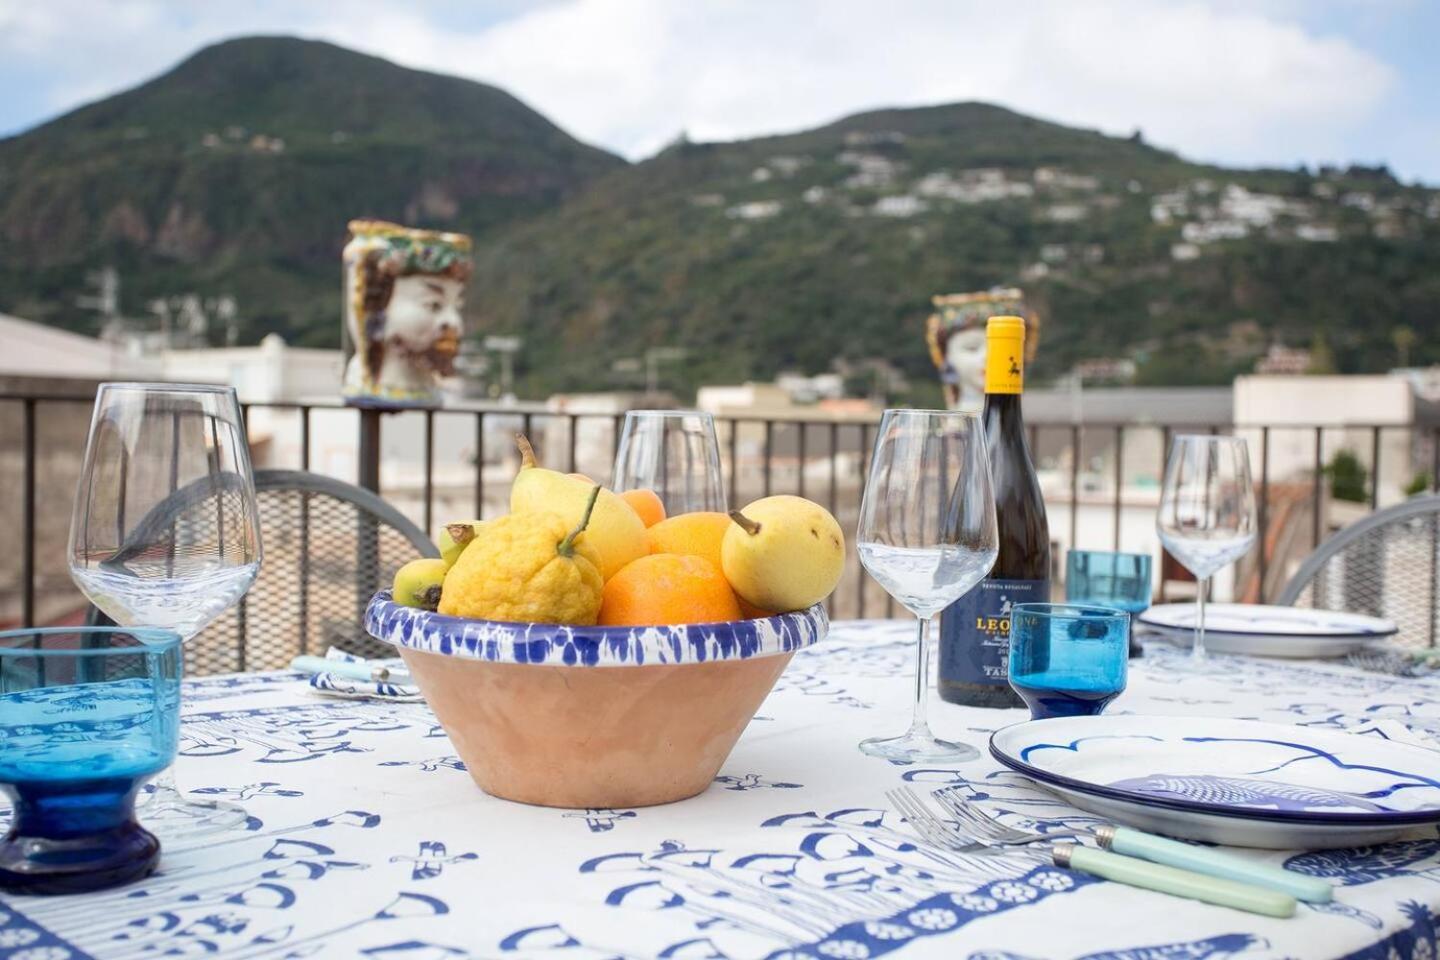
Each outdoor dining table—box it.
[3,620,1439,960]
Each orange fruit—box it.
[598,554,742,627]
[620,488,666,528]
[646,511,730,570]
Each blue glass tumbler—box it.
[0,627,181,894]
[1008,603,1128,719]
[1066,550,1153,658]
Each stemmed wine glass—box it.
[856,410,998,762]
[68,383,262,839]
[1156,435,1257,663]
[612,410,726,514]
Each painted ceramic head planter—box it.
[926,288,1039,412]
[342,219,473,407]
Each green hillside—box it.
[2,36,1437,394]
[0,36,623,345]
[470,104,1440,395]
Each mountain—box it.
[2,37,1438,393]
[0,36,623,344]
[469,103,1440,395]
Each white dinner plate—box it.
[1136,603,1397,658]
[990,715,1440,849]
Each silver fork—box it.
[884,786,1046,861]
[931,787,1090,846]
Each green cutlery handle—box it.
[1098,825,1332,903]
[1055,844,1296,918]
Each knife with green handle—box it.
[1094,825,1332,903]
[1054,843,1297,918]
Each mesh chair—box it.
[90,469,437,675]
[1278,495,1440,649]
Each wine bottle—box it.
[939,315,1050,708]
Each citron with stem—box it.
[439,485,606,625]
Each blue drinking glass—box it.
[0,627,181,894]
[1008,603,1128,719]
[1066,550,1153,657]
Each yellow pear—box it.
[509,436,647,580]
[438,520,488,568]
[721,495,845,612]
[393,558,449,611]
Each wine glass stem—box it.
[1194,576,1208,660]
[908,615,935,738]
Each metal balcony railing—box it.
[4,390,1438,631]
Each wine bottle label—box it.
[940,578,1050,687]
[984,316,1025,395]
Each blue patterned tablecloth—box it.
[3,620,1440,960]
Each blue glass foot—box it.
[0,773,159,894]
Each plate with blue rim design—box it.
[990,715,1440,849]
[1136,603,1396,658]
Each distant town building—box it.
[1255,344,1314,375]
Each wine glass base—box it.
[139,795,249,842]
[859,732,979,763]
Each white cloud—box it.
[0,0,1398,175]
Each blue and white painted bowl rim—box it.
[364,591,828,668]
[990,715,1440,827]
[1137,603,1398,639]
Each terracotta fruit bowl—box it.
[364,592,828,808]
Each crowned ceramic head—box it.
[342,220,473,407]
[925,288,1039,412]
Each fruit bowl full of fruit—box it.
[365,437,844,808]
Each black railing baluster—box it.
[1258,426,1270,602]
[1069,424,1080,553]
[423,410,435,537]
[300,407,311,471]
[475,413,486,520]
[1313,426,1324,547]
[21,398,36,628]
[728,419,739,509]
[797,422,807,499]
[1371,426,1381,510]
[568,415,579,474]
[1432,427,1439,493]
[763,420,774,498]
[828,422,839,513]
[1112,425,1123,552]
[357,408,381,493]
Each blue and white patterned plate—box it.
[364,591,828,667]
[1137,603,1397,658]
[991,715,1440,848]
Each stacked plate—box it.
[991,715,1440,849]
[1137,603,1397,658]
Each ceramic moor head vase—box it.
[342,219,473,408]
[366,593,827,807]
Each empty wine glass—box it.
[68,383,262,839]
[856,409,998,762]
[1156,435,1257,663]
[612,410,725,515]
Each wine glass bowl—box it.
[1156,435,1257,662]
[611,410,725,516]
[856,409,998,762]
[67,383,262,839]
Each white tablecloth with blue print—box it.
[3,620,1440,960]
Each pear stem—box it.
[729,510,762,536]
[558,485,602,557]
[516,434,538,469]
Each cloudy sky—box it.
[1,0,1436,182]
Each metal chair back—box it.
[1278,495,1440,649]
[89,469,437,674]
